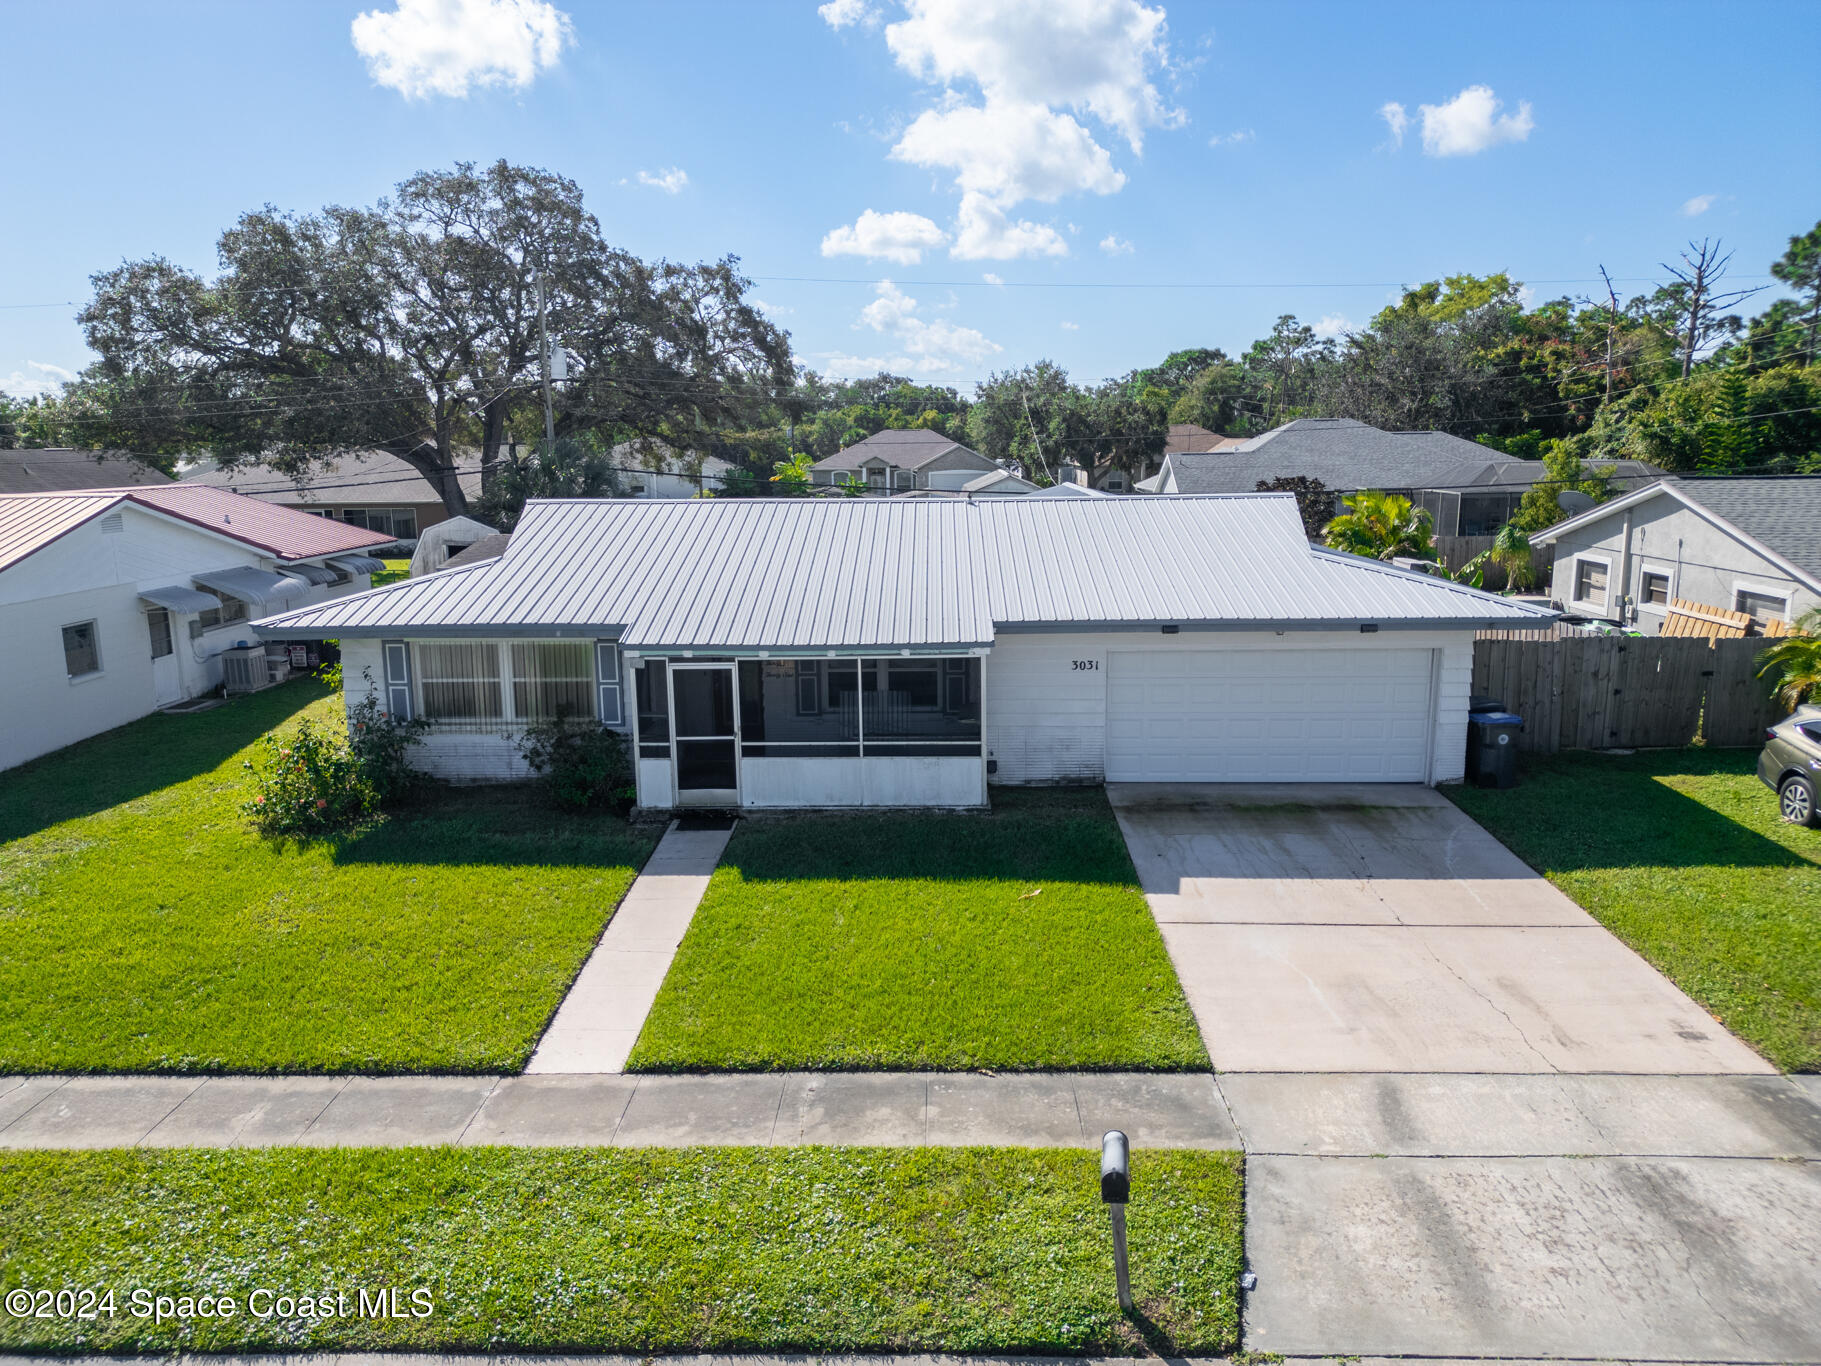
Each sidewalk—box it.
[0,1071,1239,1150]
[527,819,734,1074]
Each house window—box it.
[1734,586,1790,625]
[1639,570,1670,607]
[1106,475,1125,491]
[341,507,417,538]
[894,469,913,490]
[636,660,670,758]
[416,642,504,721]
[509,641,594,722]
[867,467,886,488]
[1573,558,1609,606]
[62,621,101,678]
[147,609,174,659]
[188,593,248,640]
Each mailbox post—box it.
[1100,1129,1132,1312]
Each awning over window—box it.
[138,584,221,613]
[330,555,388,575]
[281,563,339,586]
[192,566,306,612]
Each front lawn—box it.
[370,557,411,586]
[1448,747,1821,1072]
[0,681,657,1073]
[0,1146,1243,1356]
[627,789,1209,1072]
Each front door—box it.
[670,664,739,806]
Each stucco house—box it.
[1530,475,1821,634]
[809,429,1004,494]
[253,495,1553,808]
[0,486,392,770]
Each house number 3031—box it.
[1071,659,1099,670]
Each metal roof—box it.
[193,566,306,612]
[139,584,223,613]
[0,492,121,571]
[256,494,1555,645]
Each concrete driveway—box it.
[1107,783,1771,1073]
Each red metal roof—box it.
[0,485,394,574]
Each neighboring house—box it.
[809,428,1004,494]
[1138,417,1663,536]
[1,448,174,493]
[1530,475,1821,634]
[409,516,499,577]
[254,495,1553,807]
[181,451,485,540]
[611,440,736,498]
[1052,461,1140,493]
[0,486,391,770]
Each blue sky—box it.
[2,0,1815,402]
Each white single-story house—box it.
[810,428,1007,494]
[1530,475,1821,633]
[254,495,1553,808]
[0,485,394,770]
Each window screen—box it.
[510,641,593,722]
[62,621,100,678]
[1735,588,1788,624]
[636,660,670,757]
[739,659,860,757]
[147,609,173,659]
[1640,571,1670,606]
[415,642,504,721]
[1574,560,1608,601]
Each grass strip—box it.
[1447,746,1820,1072]
[0,681,657,1073]
[0,1146,1242,1355]
[628,788,1209,1072]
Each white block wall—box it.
[985,628,1475,786]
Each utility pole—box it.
[535,269,556,456]
[1019,390,1052,484]
[1598,265,1619,403]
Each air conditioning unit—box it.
[220,643,274,694]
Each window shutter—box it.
[595,642,623,726]
[383,640,413,720]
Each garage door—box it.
[1105,648,1434,782]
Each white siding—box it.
[985,628,1474,787]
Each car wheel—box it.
[1779,773,1820,828]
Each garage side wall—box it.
[985,628,1474,786]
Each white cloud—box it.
[1060,320,1080,331]
[1208,128,1254,146]
[820,208,949,264]
[1098,233,1134,255]
[818,0,880,27]
[1379,101,1408,148]
[351,0,573,99]
[825,0,1175,262]
[950,194,1068,260]
[825,279,1003,377]
[635,167,689,194]
[1418,85,1533,157]
[1,361,75,398]
[751,298,792,316]
[1681,193,1717,217]
[1312,314,1354,340]
[982,272,1005,285]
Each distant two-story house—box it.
[809,429,1006,494]
[1530,475,1820,635]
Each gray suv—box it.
[1759,704,1821,827]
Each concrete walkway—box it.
[526,820,733,1073]
[0,1070,1238,1149]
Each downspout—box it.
[1618,509,1635,624]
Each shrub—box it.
[519,719,635,811]
[242,676,427,837]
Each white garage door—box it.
[1105,648,1434,782]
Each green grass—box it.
[0,681,658,1073]
[628,788,1209,1072]
[0,1146,1242,1356]
[370,557,411,586]
[1447,747,1821,1072]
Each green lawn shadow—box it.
[328,783,658,870]
[0,679,332,846]
[1451,746,1816,874]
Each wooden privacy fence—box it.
[1433,535,1552,591]
[1472,634,1785,753]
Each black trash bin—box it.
[1466,711,1523,789]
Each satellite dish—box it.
[1556,489,1597,515]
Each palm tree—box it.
[1757,608,1821,709]
[1455,522,1537,591]
[769,450,815,495]
[1322,490,1438,562]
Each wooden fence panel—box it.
[1704,639,1785,747]
[1470,633,1784,753]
